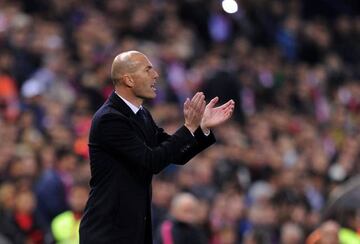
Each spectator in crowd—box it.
[155,193,207,244]
[4,190,44,244]
[0,0,359,243]
[51,182,89,244]
[0,182,17,243]
[36,148,77,227]
[280,222,304,244]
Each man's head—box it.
[170,192,199,224]
[55,148,77,173]
[111,51,159,106]
[280,222,304,244]
[69,182,89,213]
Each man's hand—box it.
[201,97,235,132]
[184,92,206,133]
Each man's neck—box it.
[115,89,143,108]
[115,90,142,114]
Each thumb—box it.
[207,96,219,108]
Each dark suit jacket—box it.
[79,92,215,244]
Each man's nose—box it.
[153,70,159,79]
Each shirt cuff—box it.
[202,128,210,136]
[186,126,210,137]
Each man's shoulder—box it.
[89,104,129,138]
[93,103,128,122]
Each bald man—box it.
[79,51,234,244]
[155,193,207,244]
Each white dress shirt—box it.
[115,92,141,114]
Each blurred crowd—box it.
[0,0,360,243]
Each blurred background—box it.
[0,0,359,243]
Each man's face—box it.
[69,186,89,213]
[129,54,159,100]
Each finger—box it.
[225,106,234,117]
[219,104,233,116]
[207,96,219,108]
[224,103,235,112]
[220,99,234,110]
[193,92,204,105]
[191,92,202,102]
[193,93,205,110]
[200,99,206,113]
[189,93,201,113]
[184,98,191,114]
[223,99,234,107]
[218,100,231,110]
[184,97,190,106]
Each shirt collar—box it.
[115,91,141,114]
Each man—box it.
[79,51,234,243]
[52,182,89,243]
[155,193,207,244]
[36,149,76,227]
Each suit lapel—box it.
[130,115,154,143]
[108,91,154,143]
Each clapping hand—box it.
[201,97,235,131]
[184,92,206,133]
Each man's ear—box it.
[123,75,134,87]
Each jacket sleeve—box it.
[98,113,198,174]
[153,123,216,165]
[181,127,216,164]
[177,126,216,164]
